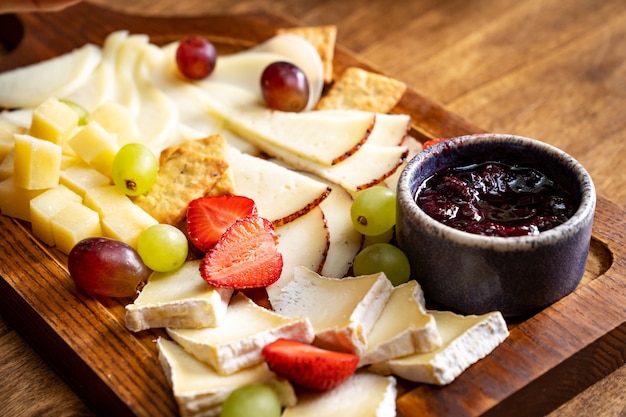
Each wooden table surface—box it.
[1,0,625,416]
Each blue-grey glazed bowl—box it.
[396,133,596,317]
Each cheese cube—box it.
[0,177,44,221]
[101,203,158,248]
[269,266,393,355]
[67,120,118,177]
[0,149,14,181]
[30,184,83,246]
[167,293,315,375]
[51,202,101,254]
[13,133,62,190]
[125,260,233,332]
[83,184,134,217]
[156,337,294,417]
[89,101,138,145]
[0,120,19,161]
[60,163,110,196]
[29,97,79,145]
[368,310,509,385]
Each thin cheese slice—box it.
[125,260,233,332]
[157,337,294,417]
[359,281,442,366]
[167,293,314,375]
[269,266,393,354]
[368,310,509,385]
[282,372,396,417]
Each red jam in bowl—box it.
[415,161,576,237]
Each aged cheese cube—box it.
[0,149,13,181]
[89,101,138,146]
[67,120,118,177]
[13,133,63,190]
[0,120,19,161]
[60,163,110,196]
[101,203,157,248]
[29,97,79,145]
[51,202,101,254]
[30,184,83,246]
[0,177,44,221]
[83,184,134,217]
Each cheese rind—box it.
[167,292,315,375]
[359,281,442,366]
[125,260,233,332]
[269,266,393,354]
[368,310,509,385]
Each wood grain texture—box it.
[0,1,625,416]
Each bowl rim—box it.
[397,133,597,250]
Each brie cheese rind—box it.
[156,337,296,417]
[282,372,397,417]
[125,260,233,332]
[166,293,315,375]
[368,310,509,385]
[269,266,393,355]
[359,281,442,367]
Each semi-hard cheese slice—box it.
[269,266,393,354]
[156,337,295,417]
[167,293,315,375]
[282,372,396,417]
[368,310,509,385]
[359,281,442,366]
[125,260,233,332]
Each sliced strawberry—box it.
[261,339,359,391]
[199,215,283,289]
[186,195,257,252]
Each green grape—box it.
[111,143,158,196]
[220,383,281,417]
[137,224,188,272]
[362,227,395,247]
[350,186,397,236]
[59,98,89,125]
[353,243,411,286]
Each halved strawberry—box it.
[186,195,257,252]
[199,215,283,289]
[261,339,359,391]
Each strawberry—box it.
[186,195,257,252]
[199,215,283,289]
[261,339,359,391]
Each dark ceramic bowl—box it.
[396,133,596,317]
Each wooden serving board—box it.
[0,3,625,416]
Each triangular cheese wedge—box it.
[125,260,233,332]
[359,281,442,366]
[269,266,393,354]
[167,293,314,375]
[368,310,509,385]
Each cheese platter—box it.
[0,3,625,416]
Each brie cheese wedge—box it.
[269,266,393,354]
[125,260,233,332]
[368,310,509,385]
[167,293,314,375]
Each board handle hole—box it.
[0,14,24,55]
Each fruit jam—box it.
[415,161,576,237]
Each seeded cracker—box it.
[133,134,235,226]
[315,67,407,113]
[276,25,337,84]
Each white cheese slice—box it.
[228,146,330,226]
[125,260,233,332]
[282,372,397,417]
[368,310,509,385]
[201,82,375,166]
[167,292,314,375]
[359,281,442,366]
[269,266,393,354]
[156,337,294,417]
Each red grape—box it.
[260,61,309,112]
[68,237,151,297]
[176,35,217,80]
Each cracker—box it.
[133,134,235,225]
[315,67,406,113]
[276,25,337,83]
